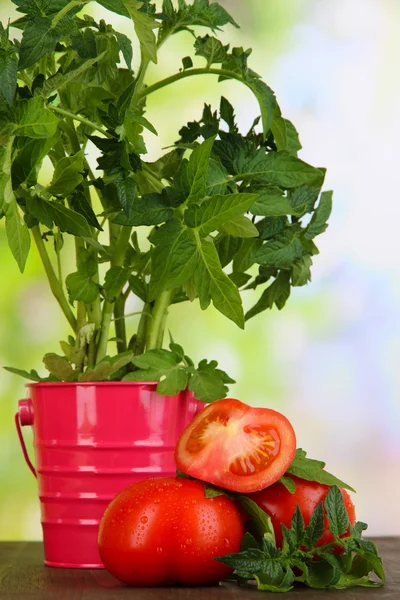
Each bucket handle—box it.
[15,400,37,478]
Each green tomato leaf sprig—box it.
[279,448,356,493]
[216,487,385,592]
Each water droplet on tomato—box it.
[140,516,148,524]
[224,538,230,547]
[185,538,192,545]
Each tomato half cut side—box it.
[175,398,296,493]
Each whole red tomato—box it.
[98,477,245,586]
[175,398,296,493]
[247,475,356,548]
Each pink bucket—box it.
[15,382,203,569]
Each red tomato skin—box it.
[98,477,245,586]
[247,476,356,548]
[175,398,296,494]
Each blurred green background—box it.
[1,0,399,540]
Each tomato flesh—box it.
[247,475,356,548]
[175,398,296,493]
[98,477,245,586]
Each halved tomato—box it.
[175,398,296,493]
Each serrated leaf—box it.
[113,193,173,226]
[132,349,179,371]
[185,193,258,236]
[239,150,325,188]
[41,52,107,96]
[305,190,333,239]
[254,229,304,267]
[70,192,103,231]
[324,486,349,539]
[149,220,198,300]
[46,150,84,195]
[66,271,99,304]
[5,199,31,272]
[292,255,312,287]
[19,15,76,70]
[238,496,276,544]
[3,366,42,382]
[197,238,244,328]
[12,134,58,188]
[304,502,324,548]
[14,96,59,139]
[186,135,216,204]
[245,270,291,321]
[25,195,54,229]
[290,505,305,546]
[43,353,75,381]
[194,34,228,66]
[0,136,15,210]
[188,358,232,403]
[124,0,158,64]
[0,43,18,106]
[48,201,93,238]
[157,367,188,396]
[284,119,302,155]
[103,266,129,299]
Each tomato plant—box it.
[175,398,296,493]
[247,475,356,548]
[98,477,244,586]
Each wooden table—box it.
[0,539,398,599]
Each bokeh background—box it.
[1,0,399,540]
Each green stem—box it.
[96,226,132,363]
[134,303,152,355]
[32,226,76,331]
[146,290,172,350]
[139,68,245,100]
[114,294,127,353]
[50,106,112,138]
[51,0,88,28]
[142,163,165,193]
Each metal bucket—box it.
[15,382,203,568]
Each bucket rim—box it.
[25,381,160,388]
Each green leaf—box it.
[46,150,84,195]
[254,229,304,268]
[25,195,54,229]
[66,271,99,304]
[97,0,130,17]
[113,193,173,226]
[239,150,325,188]
[324,485,349,539]
[185,192,258,236]
[47,201,93,237]
[238,496,276,544]
[206,158,229,196]
[14,97,59,139]
[103,266,129,299]
[80,351,134,382]
[124,0,158,64]
[289,185,319,212]
[0,136,15,211]
[251,192,306,217]
[149,220,198,300]
[290,505,305,546]
[221,215,259,238]
[5,199,31,272]
[304,502,324,549]
[70,192,103,231]
[245,270,291,321]
[19,15,76,70]
[196,237,244,328]
[43,353,75,381]
[284,119,302,155]
[188,358,233,403]
[3,366,43,382]
[186,135,216,204]
[157,367,189,395]
[132,348,179,371]
[278,475,296,494]
[286,449,356,493]
[292,255,312,287]
[0,37,18,106]
[194,34,228,67]
[305,190,333,239]
[114,30,133,69]
[12,134,58,188]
